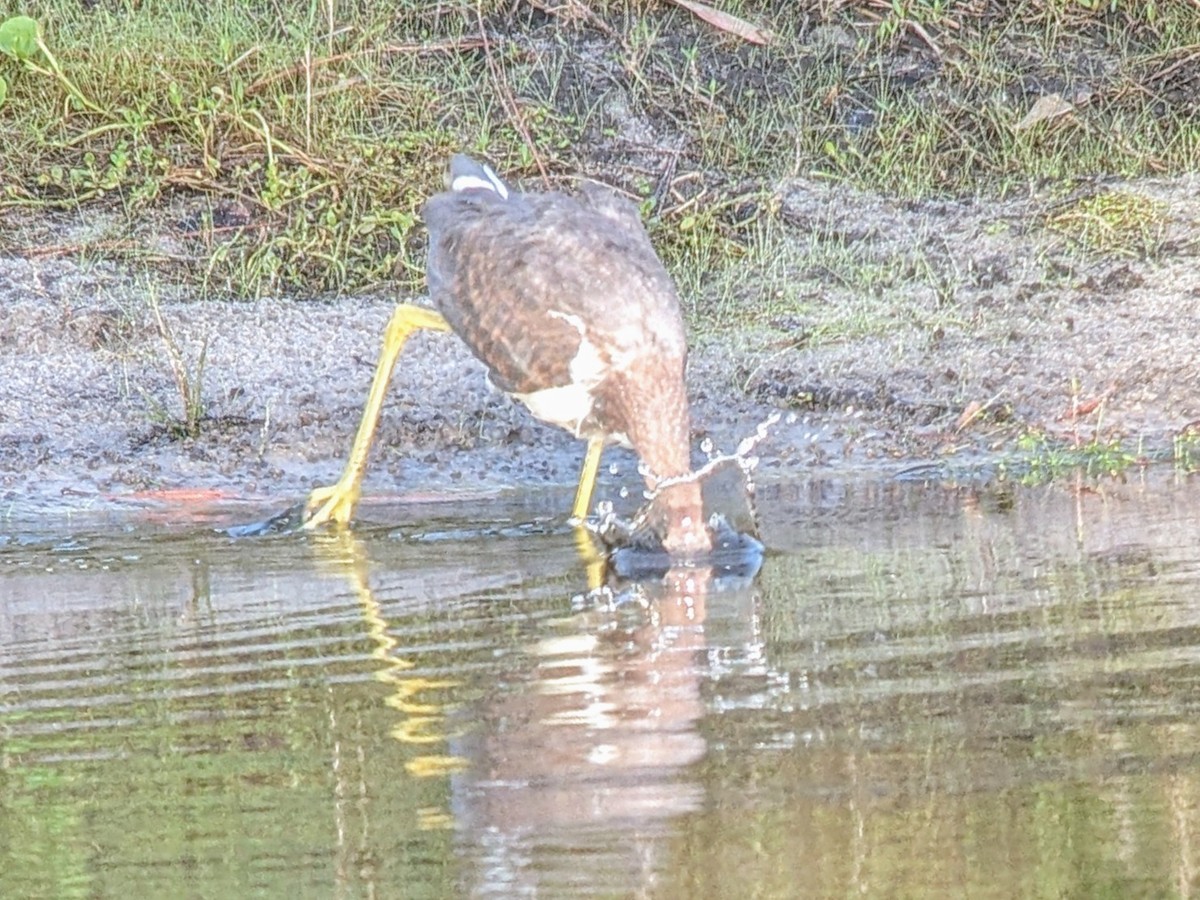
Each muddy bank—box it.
[0,276,815,516]
[3,173,1200,521]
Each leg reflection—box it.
[311,531,467,779]
[313,530,753,897]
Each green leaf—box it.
[0,74,7,107]
[0,16,41,61]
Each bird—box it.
[303,154,711,556]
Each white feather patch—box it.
[549,312,607,386]
[451,164,509,199]
[511,311,611,436]
[513,383,595,436]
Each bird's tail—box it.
[447,154,510,200]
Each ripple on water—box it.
[4,478,1200,898]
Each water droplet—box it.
[700,437,714,455]
[608,463,620,475]
[619,486,629,499]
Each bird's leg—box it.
[570,434,606,521]
[303,304,451,529]
[574,526,608,592]
[566,436,608,589]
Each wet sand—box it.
[4,174,1200,521]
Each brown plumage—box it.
[424,156,708,554]
[304,155,709,555]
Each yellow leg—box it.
[303,304,451,529]
[574,524,607,591]
[570,436,608,589]
[571,435,605,521]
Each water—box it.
[3,475,1200,898]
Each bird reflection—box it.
[450,564,714,830]
[308,531,466,779]
[312,527,759,897]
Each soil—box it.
[3,170,1199,523]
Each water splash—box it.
[583,412,779,569]
[641,411,780,498]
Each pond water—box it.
[3,474,1200,898]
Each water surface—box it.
[3,475,1200,898]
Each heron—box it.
[302,155,711,556]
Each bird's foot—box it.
[302,480,361,530]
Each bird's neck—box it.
[649,478,711,556]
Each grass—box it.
[1044,189,1169,257]
[1,0,1198,469]
[146,287,210,440]
[1,0,1197,302]
[1009,431,1144,480]
[999,425,1200,483]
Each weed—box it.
[0,14,108,115]
[1009,430,1144,481]
[1003,412,1200,481]
[1173,427,1200,472]
[1044,190,1169,258]
[146,289,210,440]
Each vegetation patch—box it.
[1043,189,1169,258]
[1,0,1197,302]
[994,419,1200,483]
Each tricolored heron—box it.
[303,155,710,555]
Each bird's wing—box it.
[422,190,685,397]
